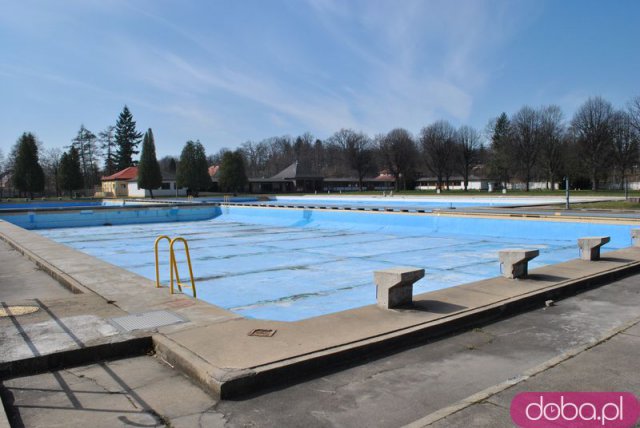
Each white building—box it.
[100,166,187,198]
[415,175,491,191]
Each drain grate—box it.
[248,328,277,337]
[109,310,187,332]
[0,305,39,317]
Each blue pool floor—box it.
[35,216,594,322]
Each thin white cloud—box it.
[122,46,359,135]
[0,0,541,156]
[305,0,535,132]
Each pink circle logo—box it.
[511,392,640,427]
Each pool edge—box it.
[2,219,640,400]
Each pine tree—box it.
[12,132,45,198]
[218,150,248,193]
[489,113,512,189]
[114,105,143,170]
[137,129,163,198]
[0,148,5,198]
[176,140,210,197]
[59,147,84,197]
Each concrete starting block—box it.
[498,249,539,279]
[632,229,640,247]
[578,236,610,261]
[374,267,425,309]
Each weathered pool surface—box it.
[35,205,635,322]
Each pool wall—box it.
[0,205,221,229]
[2,201,636,249]
[2,215,640,400]
[0,201,104,210]
[221,206,637,248]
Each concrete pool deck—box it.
[2,210,640,400]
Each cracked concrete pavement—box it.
[1,356,226,428]
[5,272,639,427]
[2,220,640,427]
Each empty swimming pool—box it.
[33,205,636,322]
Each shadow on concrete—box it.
[0,362,163,428]
[1,301,41,358]
[525,274,569,282]
[409,300,467,314]
[599,257,634,263]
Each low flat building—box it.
[100,166,186,198]
[323,174,395,192]
[249,161,323,193]
[416,175,491,191]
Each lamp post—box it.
[624,177,629,200]
[564,176,570,210]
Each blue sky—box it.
[1,0,639,159]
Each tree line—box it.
[213,95,639,192]
[1,105,206,198]
[2,95,639,198]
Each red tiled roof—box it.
[102,166,138,181]
[373,173,395,182]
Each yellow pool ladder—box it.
[154,235,197,298]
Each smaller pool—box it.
[0,205,218,229]
[0,200,155,210]
[0,201,104,210]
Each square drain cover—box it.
[109,310,187,332]
[248,329,276,337]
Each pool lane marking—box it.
[226,203,640,225]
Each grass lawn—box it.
[569,200,640,210]
[293,189,640,198]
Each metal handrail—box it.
[169,237,197,298]
[154,235,171,289]
[154,235,197,298]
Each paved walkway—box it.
[411,319,640,427]
[213,273,640,428]
[2,245,639,427]
[2,356,223,428]
[0,240,72,302]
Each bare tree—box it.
[209,148,230,166]
[628,95,640,133]
[610,110,638,189]
[538,105,566,189]
[0,148,5,198]
[99,126,117,176]
[378,128,418,191]
[293,133,318,174]
[72,125,101,193]
[240,141,260,177]
[511,106,542,191]
[420,121,457,190]
[159,155,178,175]
[264,136,295,176]
[327,129,375,190]
[41,148,63,196]
[456,125,481,191]
[312,139,326,175]
[571,97,614,190]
